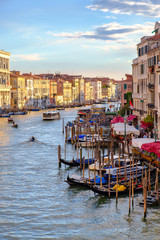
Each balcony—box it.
[147,83,155,91]
[148,66,154,74]
[147,103,155,109]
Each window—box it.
[124,93,127,99]
[157,55,159,64]
[138,48,141,56]
[141,47,143,55]
[140,64,144,74]
[154,56,156,65]
[124,84,127,90]
[145,45,148,53]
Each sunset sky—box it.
[1,0,159,79]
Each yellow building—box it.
[108,80,116,99]
[73,77,85,104]
[63,81,72,105]
[10,71,27,109]
[0,50,11,110]
[33,77,50,108]
[50,80,57,104]
[85,81,91,102]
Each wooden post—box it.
[99,150,103,188]
[58,145,61,168]
[156,169,159,201]
[116,169,118,205]
[65,125,67,142]
[62,118,64,134]
[88,147,90,184]
[102,139,104,167]
[148,163,151,195]
[128,157,131,215]
[129,175,131,215]
[80,147,82,170]
[83,156,85,179]
[132,153,134,208]
[143,169,147,219]
[136,159,137,184]
[108,156,111,199]
[111,137,114,167]
[65,142,66,161]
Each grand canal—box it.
[0,105,159,240]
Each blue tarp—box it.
[90,176,106,184]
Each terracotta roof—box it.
[148,33,160,41]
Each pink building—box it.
[121,74,133,107]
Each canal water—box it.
[0,104,159,240]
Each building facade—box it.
[121,74,133,107]
[0,50,11,110]
[132,22,160,136]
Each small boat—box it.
[91,183,143,197]
[30,136,36,142]
[65,174,88,186]
[60,158,79,167]
[8,117,14,123]
[60,157,95,167]
[57,108,65,110]
[65,174,107,188]
[12,123,18,128]
[0,113,10,118]
[43,111,60,120]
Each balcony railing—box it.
[147,103,155,109]
[147,83,155,91]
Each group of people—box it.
[139,130,154,138]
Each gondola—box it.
[65,174,107,187]
[65,174,88,186]
[60,157,95,167]
[12,123,18,128]
[8,117,14,123]
[91,183,143,197]
[60,158,79,167]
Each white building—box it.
[0,50,11,110]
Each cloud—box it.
[48,22,154,42]
[105,16,117,19]
[87,0,160,17]
[12,54,44,61]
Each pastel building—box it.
[121,74,133,107]
[0,50,11,110]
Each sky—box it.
[0,0,160,79]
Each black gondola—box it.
[60,157,95,167]
[65,174,88,186]
[91,183,143,197]
[60,158,79,167]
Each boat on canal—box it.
[43,110,60,120]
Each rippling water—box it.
[0,105,159,240]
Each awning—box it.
[127,115,136,121]
[111,115,124,124]
[132,138,155,148]
[112,122,139,136]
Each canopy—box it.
[141,141,160,158]
[132,138,155,148]
[111,115,124,124]
[127,115,136,121]
[112,122,139,136]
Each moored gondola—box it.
[60,158,79,167]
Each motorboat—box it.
[43,111,60,120]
